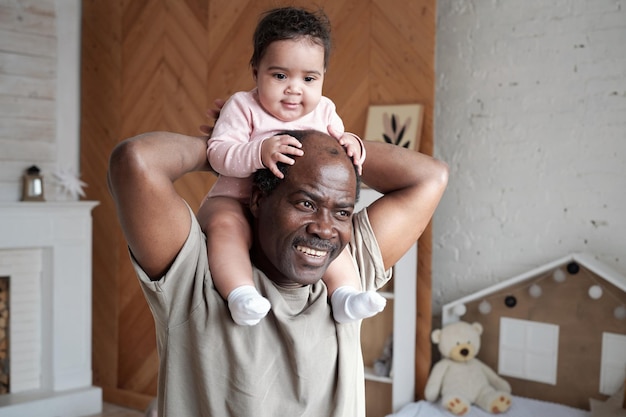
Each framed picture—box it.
[364,104,424,151]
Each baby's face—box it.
[254,38,325,122]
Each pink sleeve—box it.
[207,93,265,178]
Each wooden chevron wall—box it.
[80,0,435,412]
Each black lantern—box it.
[21,165,45,201]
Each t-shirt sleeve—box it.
[349,208,393,291]
[129,204,209,327]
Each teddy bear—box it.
[424,321,512,415]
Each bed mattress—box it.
[387,396,590,417]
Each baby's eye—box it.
[273,73,287,80]
[304,76,315,82]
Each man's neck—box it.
[250,247,308,289]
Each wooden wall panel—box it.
[320,0,371,135]
[206,0,261,100]
[81,0,435,410]
[80,0,123,397]
[81,0,216,409]
[369,1,436,400]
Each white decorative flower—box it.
[52,168,87,200]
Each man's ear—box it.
[249,187,262,217]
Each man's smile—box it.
[295,245,328,257]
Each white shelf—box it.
[357,189,416,414]
[379,291,394,300]
[364,366,392,384]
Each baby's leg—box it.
[199,196,270,325]
[326,247,386,323]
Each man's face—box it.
[250,133,356,287]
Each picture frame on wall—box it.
[364,104,424,151]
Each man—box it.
[108,129,448,416]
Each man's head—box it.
[250,130,359,287]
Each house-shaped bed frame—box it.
[441,253,626,410]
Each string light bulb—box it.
[478,300,492,315]
[588,285,603,300]
[453,303,467,317]
[528,284,542,298]
[553,269,566,283]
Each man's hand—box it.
[260,134,304,179]
[199,98,227,136]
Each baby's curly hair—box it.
[250,7,332,70]
[253,130,360,201]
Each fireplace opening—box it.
[0,276,8,394]
[0,249,42,395]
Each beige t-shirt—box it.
[132,206,392,417]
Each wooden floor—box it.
[82,403,145,417]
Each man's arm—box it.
[360,140,448,270]
[108,131,211,279]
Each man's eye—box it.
[337,210,351,218]
[296,200,314,210]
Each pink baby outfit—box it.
[207,88,346,203]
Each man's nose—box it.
[306,212,335,239]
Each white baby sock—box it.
[227,285,272,326]
[330,286,387,324]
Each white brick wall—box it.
[433,0,626,311]
[0,0,81,202]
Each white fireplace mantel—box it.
[0,202,102,417]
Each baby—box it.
[200,7,386,326]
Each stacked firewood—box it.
[0,278,8,394]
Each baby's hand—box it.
[327,126,365,175]
[261,134,304,178]
[338,133,363,172]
